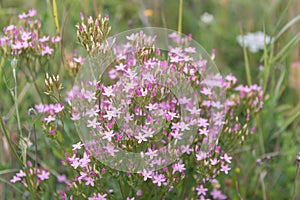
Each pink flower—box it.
[72,142,84,150]
[87,118,100,129]
[196,184,208,196]
[52,36,61,43]
[210,189,227,200]
[27,9,37,17]
[181,145,193,155]
[11,41,23,50]
[152,173,166,187]
[85,176,95,187]
[220,164,231,174]
[141,169,152,181]
[18,13,27,19]
[57,174,67,183]
[220,153,232,164]
[104,144,119,157]
[37,170,50,181]
[39,36,50,42]
[54,104,64,113]
[41,46,54,56]
[135,132,148,143]
[10,176,21,183]
[102,86,115,97]
[145,148,158,159]
[74,55,85,65]
[172,162,186,173]
[16,170,26,178]
[44,115,56,124]
[88,193,107,200]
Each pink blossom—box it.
[37,170,50,181]
[41,46,54,56]
[196,184,208,196]
[152,173,166,187]
[220,164,231,174]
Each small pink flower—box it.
[74,55,85,65]
[85,176,95,187]
[152,173,166,187]
[220,164,231,174]
[72,142,84,150]
[39,36,50,43]
[196,184,208,196]
[27,9,37,17]
[52,36,61,43]
[44,115,56,124]
[10,176,21,183]
[41,46,54,56]
[37,170,50,181]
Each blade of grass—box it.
[275,14,300,41]
[239,24,252,85]
[273,0,293,34]
[0,169,18,175]
[273,104,300,138]
[263,24,270,93]
[0,177,22,193]
[272,66,285,105]
[271,33,300,64]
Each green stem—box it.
[178,0,183,34]
[0,55,4,75]
[239,25,252,85]
[13,68,26,166]
[0,112,23,166]
[292,162,300,200]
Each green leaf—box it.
[275,14,300,41]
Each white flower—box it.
[237,32,271,53]
[200,12,214,24]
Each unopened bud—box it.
[296,152,300,164]
[28,108,36,117]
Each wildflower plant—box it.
[0,9,61,102]
[6,13,264,200]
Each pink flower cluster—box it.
[20,14,264,199]
[0,9,60,56]
[35,103,64,134]
[51,29,263,199]
[10,161,50,187]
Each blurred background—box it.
[1,0,300,199]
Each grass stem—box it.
[178,0,183,34]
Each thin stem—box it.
[292,163,300,200]
[239,24,252,85]
[13,68,26,166]
[0,55,4,75]
[33,118,38,169]
[259,167,267,200]
[0,112,23,166]
[235,179,244,200]
[118,179,125,199]
[178,0,183,34]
